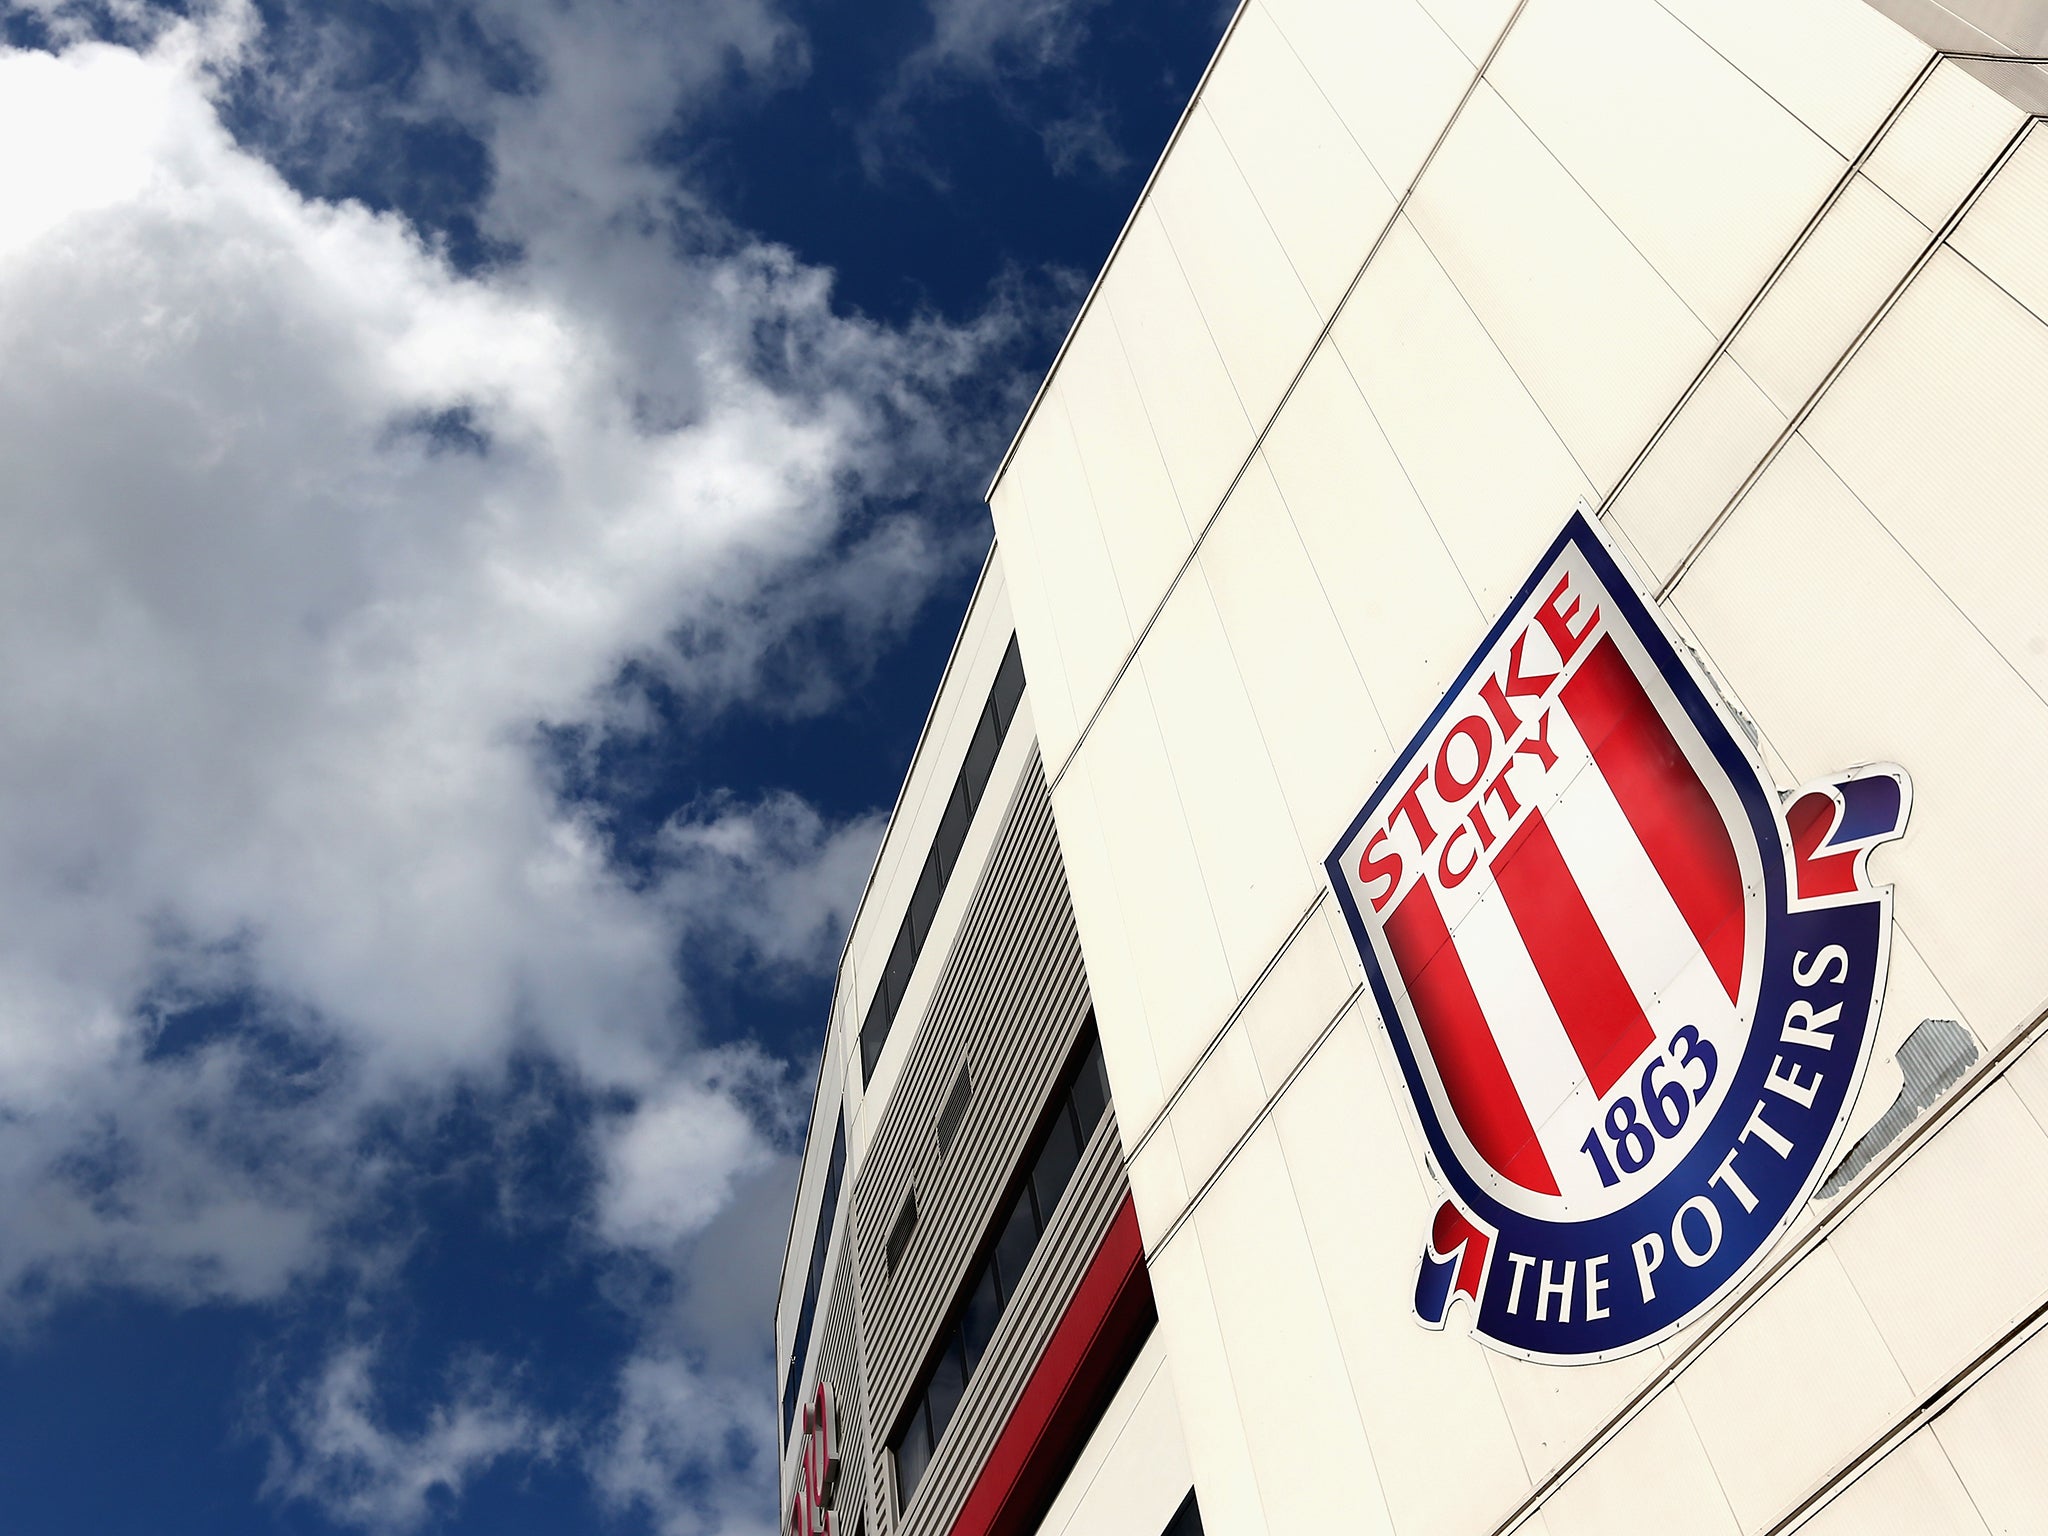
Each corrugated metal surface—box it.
[896,1122,1129,1536]
[842,747,1126,1533]
[814,1241,878,1536]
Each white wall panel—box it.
[1125,1117,1189,1249]
[991,485,1080,768]
[1259,341,1483,744]
[1099,206,1255,541]
[1079,674,1238,1098]
[1404,82,1716,493]
[2001,1031,2048,1135]
[1654,0,1928,161]
[1195,1126,1393,1536]
[1671,434,2048,1043]
[1201,3,1396,321]
[1056,313,1194,625]
[1830,1082,2048,1395]
[1260,0,1476,198]
[1931,1326,2048,1534]
[1329,215,1596,614]
[1273,1019,1532,1536]
[1728,172,1929,415]
[1952,125,2048,326]
[1483,1337,1661,1490]
[1168,1026,1267,1197]
[1048,768,1166,1130]
[1003,401,1135,745]
[1490,0,1847,337]
[1604,353,1785,587]
[1199,456,1394,859]
[1140,567,1318,995]
[1802,250,2048,707]
[1151,106,1323,435]
[1676,1244,1913,1530]
[1800,1429,1991,1536]
[1417,0,1518,64]
[1145,1229,1272,1536]
[1032,1335,1193,1536]
[1538,1387,1740,1536]
[1232,904,1355,1090]
[1864,61,2026,229]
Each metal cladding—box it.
[782,1,2048,1533]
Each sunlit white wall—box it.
[989,0,2048,1531]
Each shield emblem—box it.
[1326,509,1908,1362]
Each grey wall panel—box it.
[895,1118,1130,1536]
[813,1241,877,1536]
[841,747,1130,1532]
[849,749,1088,1418]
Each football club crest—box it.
[1325,509,1909,1363]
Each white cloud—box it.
[0,0,1003,1288]
[597,1058,781,1253]
[264,1342,562,1532]
[912,0,1105,79]
[0,0,1053,1526]
[594,1346,782,1536]
[867,0,1124,180]
[655,792,887,976]
[587,1143,799,1535]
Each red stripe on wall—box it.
[944,1196,1156,1536]
[1384,884,1560,1196]
[1561,635,1745,1001]
[1492,807,1656,1097]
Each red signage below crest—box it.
[790,1380,841,1536]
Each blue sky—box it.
[0,1,1223,1531]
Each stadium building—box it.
[776,1,2048,1532]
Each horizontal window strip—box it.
[860,637,1026,1081]
[890,1027,1110,1513]
[782,1118,847,1442]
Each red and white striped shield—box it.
[1333,523,1758,1220]
[1328,509,1908,1360]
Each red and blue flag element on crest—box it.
[1327,510,1908,1363]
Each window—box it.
[885,1192,918,1276]
[889,1027,1112,1511]
[1162,1490,1205,1536]
[782,1120,847,1442]
[934,1063,973,1155]
[908,855,943,949]
[858,637,1026,1081]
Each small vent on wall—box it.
[885,1192,918,1277]
[935,1063,973,1155]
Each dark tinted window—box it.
[960,705,1001,806]
[781,1120,846,1441]
[991,1186,1038,1300]
[895,1401,932,1508]
[1029,1105,1081,1223]
[1163,1490,1204,1536]
[1069,1037,1110,1141]
[991,637,1025,732]
[925,1332,967,1444]
[890,1022,1110,1518]
[960,1264,1002,1374]
[935,781,971,881]
[859,990,890,1080]
[882,918,916,1014]
[856,636,1026,1080]
[908,853,943,948]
